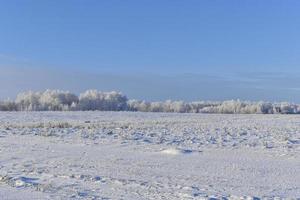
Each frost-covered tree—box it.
[15,91,41,111]
[149,102,164,112]
[39,90,79,111]
[78,90,127,111]
[0,100,17,111]
[14,90,78,111]
[279,102,297,114]
[127,100,150,112]
[159,100,188,113]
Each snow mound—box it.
[161,148,193,155]
[14,177,39,188]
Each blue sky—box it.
[1,0,300,101]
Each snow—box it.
[0,112,299,199]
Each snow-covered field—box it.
[0,112,299,199]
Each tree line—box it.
[0,89,298,114]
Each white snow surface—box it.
[0,111,299,199]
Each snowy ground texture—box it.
[0,112,299,200]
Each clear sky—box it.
[1,0,300,101]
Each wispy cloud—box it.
[1,66,300,102]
